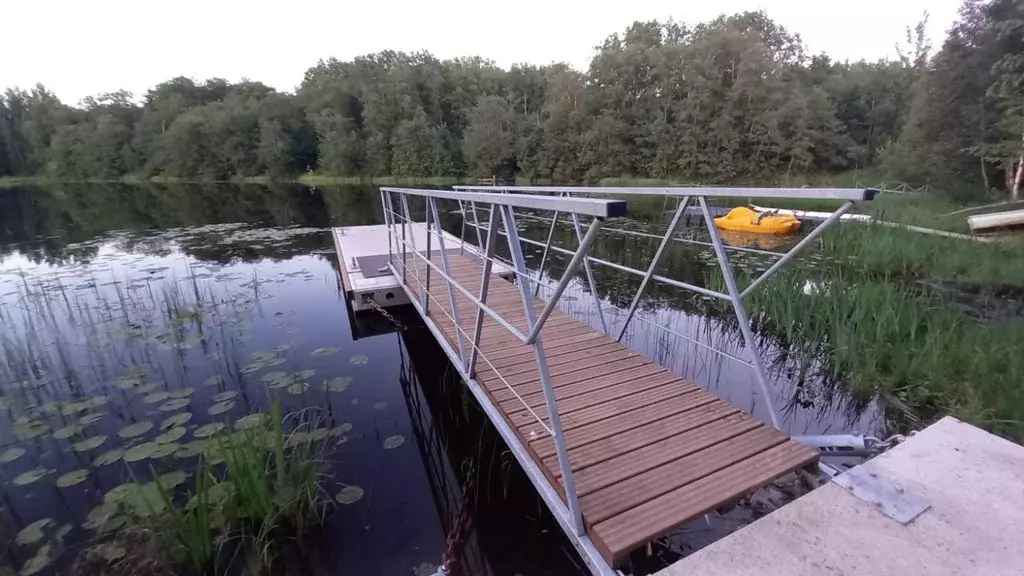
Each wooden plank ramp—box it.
[403,251,818,564]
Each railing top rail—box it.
[380,187,628,218]
[453,185,877,202]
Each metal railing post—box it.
[400,193,421,292]
[524,218,605,345]
[499,204,585,536]
[566,192,608,334]
[698,196,783,429]
[381,189,393,266]
[468,201,484,251]
[467,205,499,377]
[422,197,433,315]
[739,201,856,299]
[457,200,467,255]
[397,192,408,284]
[534,209,560,298]
[617,196,691,341]
[428,198,467,364]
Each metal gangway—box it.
[376,185,875,575]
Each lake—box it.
[0,183,883,575]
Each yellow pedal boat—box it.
[714,206,801,235]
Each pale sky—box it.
[4,0,961,105]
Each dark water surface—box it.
[0,183,883,576]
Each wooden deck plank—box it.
[407,251,818,564]
[590,441,817,560]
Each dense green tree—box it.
[4,3,1024,199]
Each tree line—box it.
[0,3,1022,200]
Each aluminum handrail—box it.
[380,187,627,218]
[453,184,875,431]
[379,186,618,538]
[454,184,878,201]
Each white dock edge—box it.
[333,224,513,312]
[656,416,1024,576]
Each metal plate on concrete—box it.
[832,465,930,524]
[356,250,477,279]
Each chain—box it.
[436,463,476,575]
[865,431,915,454]
[368,300,406,331]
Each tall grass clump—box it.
[738,267,1024,441]
[113,400,333,575]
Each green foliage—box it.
[1,3,1023,194]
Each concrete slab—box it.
[656,417,1024,576]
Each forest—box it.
[0,1,1022,201]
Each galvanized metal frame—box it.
[380,187,610,545]
[455,185,874,433]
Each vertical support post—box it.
[428,198,467,365]
[457,200,467,255]
[400,194,420,293]
[698,197,783,430]
[617,196,691,341]
[422,197,434,315]
[468,201,484,252]
[398,193,408,284]
[381,189,392,266]
[500,204,585,536]
[467,205,499,377]
[568,208,608,335]
[534,210,560,297]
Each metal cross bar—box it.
[524,218,605,345]
[468,205,499,378]
[740,201,856,299]
[499,204,586,536]
[565,193,608,335]
[428,197,467,364]
[422,196,433,315]
[698,196,782,429]
[535,209,561,297]
[617,196,691,341]
[381,187,628,218]
[454,184,878,201]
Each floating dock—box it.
[657,416,1024,575]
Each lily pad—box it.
[79,412,104,425]
[15,518,53,545]
[235,413,270,430]
[336,485,364,504]
[155,471,189,488]
[168,388,194,399]
[123,442,158,463]
[56,469,89,487]
[14,468,52,486]
[208,400,235,415]
[323,377,352,392]
[158,398,190,412]
[118,421,153,438]
[329,423,353,436]
[194,423,225,438]
[53,424,84,439]
[140,391,172,404]
[83,503,125,533]
[154,427,186,444]
[20,543,54,575]
[261,371,287,383]
[286,382,308,395]
[204,375,223,386]
[311,346,340,357]
[0,447,26,463]
[383,435,405,450]
[93,449,124,467]
[14,419,49,440]
[150,442,181,459]
[295,369,316,379]
[212,390,238,402]
[349,354,370,365]
[175,440,209,458]
[160,412,192,429]
[73,435,107,452]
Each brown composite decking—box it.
[403,251,818,564]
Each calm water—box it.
[0,183,883,576]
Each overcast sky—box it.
[4,0,961,105]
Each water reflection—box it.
[0,182,882,576]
